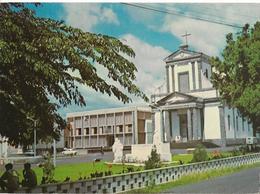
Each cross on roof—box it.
[181,32,191,45]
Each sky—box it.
[31,3,260,117]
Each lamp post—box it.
[53,123,58,167]
[27,117,37,157]
[33,120,36,157]
[53,139,56,167]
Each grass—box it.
[128,162,260,193]
[172,151,237,164]
[172,154,193,164]
[0,151,247,184]
[1,162,143,183]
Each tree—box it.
[210,22,260,133]
[144,146,161,170]
[191,144,208,163]
[0,3,148,146]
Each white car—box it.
[61,148,77,156]
[23,149,35,156]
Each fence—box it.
[14,153,260,193]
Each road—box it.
[163,167,260,193]
[11,151,125,169]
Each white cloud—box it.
[121,34,171,96]
[63,3,119,32]
[162,15,231,56]
[60,34,171,115]
[161,4,260,56]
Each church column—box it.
[192,108,198,140]
[166,66,170,93]
[161,110,165,142]
[171,65,175,92]
[164,110,171,142]
[187,109,192,141]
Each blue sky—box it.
[30,3,260,117]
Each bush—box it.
[191,144,208,162]
[104,170,112,176]
[231,148,241,156]
[127,167,134,173]
[239,146,248,155]
[211,150,224,159]
[64,176,70,182]
[90,171,103,178]
[40,153,55,184]
[144,145,161,170]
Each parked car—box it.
[61,148,77,156]
[23,149,35,156]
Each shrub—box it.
[90,171,104,178]
[40,153,55,184]
[148,175,156,189]
[104,170,112,176]
[231,148,241,156]
[191,144,208,162]
[64,176,70,182]
[144,145,161,170]
[127,167,134,173]
[239,146,248,155]
[211,150,223,159]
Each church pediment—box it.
[156,92,198,105]
[165,50,201,63]
[172,51,193,59]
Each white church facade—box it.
[151,45,253,147]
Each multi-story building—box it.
[65,106,152,149]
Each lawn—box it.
[172,154,193,164]
[0,151,241,184]
[27,151,239,182]
[1,161,143,183]
[172,151,235,164]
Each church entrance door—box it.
[179,114,188,141]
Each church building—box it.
[151,44,253,147]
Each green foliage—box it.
[148,174,156,189]
[127,166,134,173]
[210,22,260,131]
[172,154,193,164]
[144,146,161,170]
[0,4,147,146]
[39,153,55,184]
[0,3,147,145]
[191,144,208,163]
[9,161,142,183]
[239,145,249,155]
[90,171,103,178]
[231,148,242,157]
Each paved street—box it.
[163,167,260,193]
[11,146,240,169]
